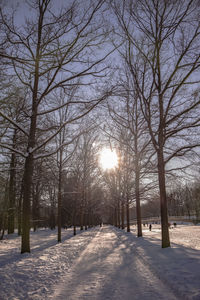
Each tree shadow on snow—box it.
[99,226,200,300]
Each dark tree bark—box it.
[32,181,40,232]
[84,214,88,230]
[18,180,23,236]
[117,199,121,228]
[21,154,34,253]
[121,200,125,229]
[135,159,142,237]
[8,132,16,234]
[126,198,130,232]
[80,206,84,230]
[73,212,77,236]
[57,151,62,243]
[157,148,170,248]
[0,181,8,240]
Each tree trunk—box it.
[0,213,6,240]
[73,225,76,235]
[8,146,16,234]
[117,199,120,228]
[80,207,84,230]
[126,196,130,232]
[21,0,43,253]
[21,96,38,253]
[32,182,40,232]
[18,181,23,236]
[21,84,39,252]
[57,159,62,243]
[0,183,8,240]
[49,186,56,230]
[73,212,76,236]
[84,215,88,230]
[121,200,125,229]
[135,163,142,237]
[157,149,170,248]
[21,153,34,253]
[84,213,88,230]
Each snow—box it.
[0,225,200,300]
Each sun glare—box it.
[100,148,118,170]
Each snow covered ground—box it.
[131,223,200,250]
[0,224,200,300]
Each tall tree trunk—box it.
[8,141,16,234]
[0,181,8,240]
[84,213,88,230]
[117,199,120,228]
[57,153,62,243]
[126,195,130,232]
[73,212,76,236]
[49,187,56,230]
[0,212,6,240]
[21,80,38,253]
[18,181,23,236]
[157,148,170,248]
[32,182,40,232]
[121,200,124,229]
[157,86,170,248]
[80,206,84,230]
[21,0,43,253]
[21,153,34,253]
[135,162,142,237]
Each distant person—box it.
[173,222,177,228]
[149,224,152,231]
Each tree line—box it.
[0,0,200,252]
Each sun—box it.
[99,148,118,170]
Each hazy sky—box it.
[1,0,71,25]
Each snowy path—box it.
[52,226,178,300]
[1,225,200,299]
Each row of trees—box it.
[167,182,200,221]
[0,0,115,252]
[0,0,200,252]
[0,120,105,237]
